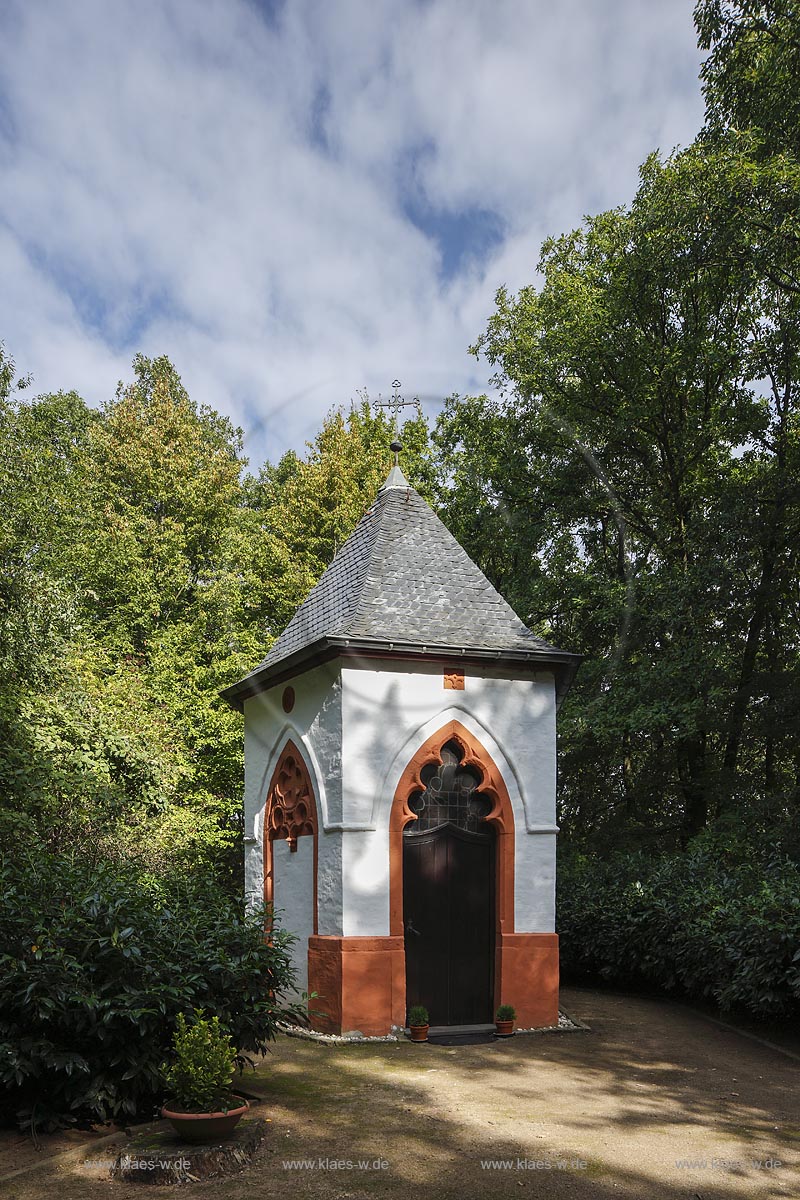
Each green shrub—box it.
[0,848,307,1129]
[495,1004,516,1022]
[162,1011,236,1112]
[557,835,800,1019]
[408,1005,429,1026]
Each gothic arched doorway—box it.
[402,738,496,1025]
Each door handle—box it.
[405,919,421,937]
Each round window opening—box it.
[282,686,295,713]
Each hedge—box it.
[557,835,800,1019]
[0,849,306,1129]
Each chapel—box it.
[222,456,580,1036]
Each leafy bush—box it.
[495,1004,516,1022]
[0,848,307,1129]
[557,834,800,1019]
[408,1005,429,1026]
[162,1011,236,1112]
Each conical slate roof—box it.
[222,466,580,709]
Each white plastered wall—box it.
[242,661,344,942]
[272,838,314,992]
[338,658,558,938]
[242,656,559,959]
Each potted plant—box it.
[161,1010,249,1143]
[495,1004,516,1037]
[407,1005,429,1043]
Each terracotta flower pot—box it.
[161,1096,249,1143]
[409,1024,429,1043]
[495,1020,515,1037]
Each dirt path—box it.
[3,988,798,1199]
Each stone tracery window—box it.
[267,747,316,851]
[407,739,492,833]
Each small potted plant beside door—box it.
[495,1004,516,1037]
[407,1005,429,1043]
[161,1010,249,1143]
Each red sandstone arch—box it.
[264,739,318,934]
[389,719,515,939]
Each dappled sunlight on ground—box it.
[3,989,798,1199]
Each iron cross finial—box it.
[373,381,422,463]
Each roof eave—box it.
[220,636,583,712]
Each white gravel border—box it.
[277,1022,402,1044]
[278,1009,588,1044]
[515,1010,590,1034]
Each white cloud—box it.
[0,0,705,467]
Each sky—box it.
[0,0,707,471]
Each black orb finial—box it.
[371,379,418,468]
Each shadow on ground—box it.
[6,988,798,1199]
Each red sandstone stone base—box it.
[494,932,559,1028]
[307,935,406,1036]
[307,932,559,1035]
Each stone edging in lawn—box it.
[0,1121,162,1185]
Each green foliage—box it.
[495,1004,516,1022]
[557,836,800,1018]
[0,848,306,1129]
[408,1005,429,1026]
[0,340,31,400]
[0,385,92,691]
[0,354,256,888]
[76,354,245,654]
[0,353,440,897]
[248,398,436,634]
[696,0,800,155]
[436,134,800,850]
[162,1011,236,1112]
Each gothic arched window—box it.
[266,745,317,852]
[407,738,492,833]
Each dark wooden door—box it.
[403,824,495,1026]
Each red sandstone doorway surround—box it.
[307,721,559,1035]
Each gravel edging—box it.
[278,1009,589,1044]
[515,1009,590,1034]
[278,1022,401,1044]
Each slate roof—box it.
[222,465,580,708]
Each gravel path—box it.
[3,988,798,1199]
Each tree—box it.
[0,363,97,844]
[249,397,436,635]
[435,141,799,849]
[694,0,800,812]
[72,354,246,655]
[696,0,800,156]
[0,355,439,889]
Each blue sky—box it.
[0,0,705,470]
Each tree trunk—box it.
[721,528,780,807]
[677,732,707,844]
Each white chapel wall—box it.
[242,655,559,948]
[338,658,558,938]
[242,660,344,941]
[271,836,314,993]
